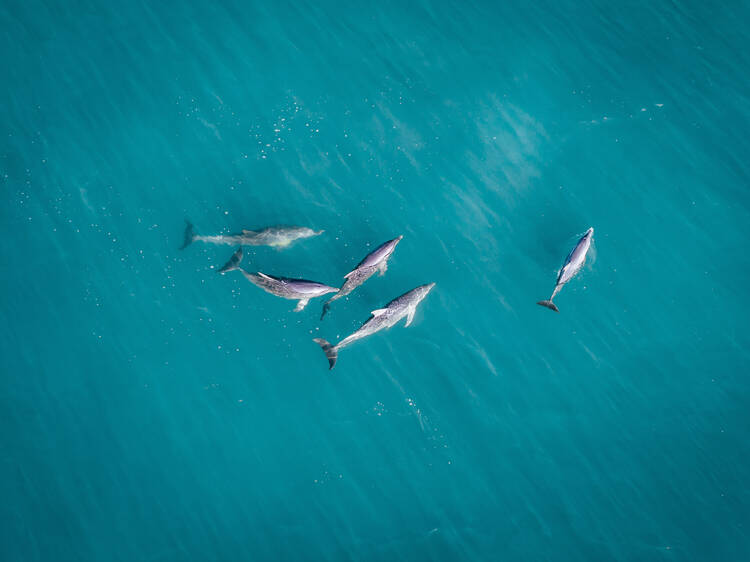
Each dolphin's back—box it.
[558,234,590,284]
[355,238,396,269]
[285,279,338,294]
[258,274,335,294]
[243,272,336,300]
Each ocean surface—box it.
[2,1,749,560]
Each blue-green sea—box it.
[3,1,750,560]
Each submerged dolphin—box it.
[180,221,323,249]
[537,227,594,312]
[313,283,435,369]
[217,248,243,274]
[240,270,338,312]
[321,235,403,319]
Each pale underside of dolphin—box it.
[321,235,403,319]
[180,221,323,250]
[240,270,338,312]
[537,227,594,312]
[314,283,435,369]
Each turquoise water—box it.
[2,1,750,560]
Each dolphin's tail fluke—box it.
[320,302,331,320]
[180,221,195,250]
[218,248,243,274]
[320,292,343,320]
[537,300,559,312]
[313,338,338,370]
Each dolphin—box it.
[321,235,403,319]
[180,221,323,249]
[537,227,594,312]
[313,283,435,369]
[217,248,243,274]
[240,270,338,312]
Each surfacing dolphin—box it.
[180,221,323,250]
[313,283,435,369]
[217,248,243,274]
[321,235,403,319]
[240,270,338,312]
[537,227,594,312]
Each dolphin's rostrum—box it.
[537,227,594,312]
[241,270,338,312]
[321,235,403,319]
[314,283,435,369]
[180,221,323,249]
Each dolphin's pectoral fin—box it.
[405,308,416,327]
[294,299,309,312]
[378,262,388,277]
[241,229,257,235]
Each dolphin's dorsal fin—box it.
[344,270,357,279]
[405,308,415,327]
[242,229,256,235]
[371,308,387,317]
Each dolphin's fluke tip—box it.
[313,338,337,369]
[180,220,195,250]
[320,303,330,320]
[537,300,559,312]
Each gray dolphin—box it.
[313,283,435,369]
[217,248,243,274]
[180,221,323,250]
[321,235,403,319]
[537,227,594,312]
[240,270,338,312]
